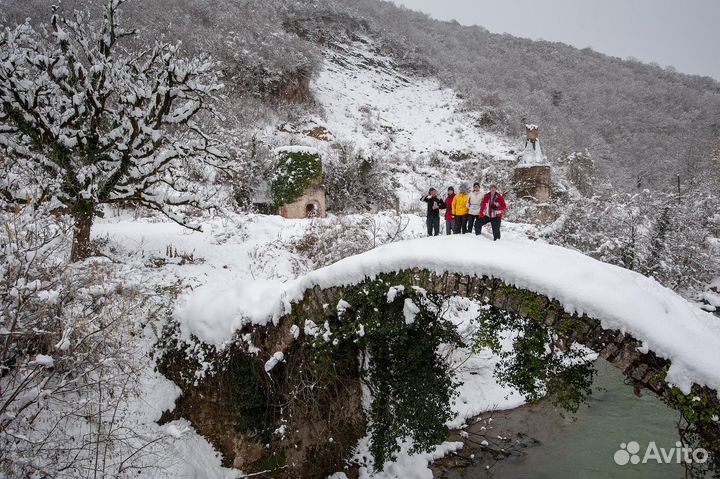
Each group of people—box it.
[421,183,506,241]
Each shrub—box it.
[0,204,165,478]
[323,150,397,213]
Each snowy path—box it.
[178,234,720,395]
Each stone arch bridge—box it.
[172,236,720,475]
[283,268,668,396]
[232,236,720,400]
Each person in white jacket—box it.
[466,182,483,233]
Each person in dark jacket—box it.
[444,186,455,235]
[475,184,507,240]
[421,188,445,236]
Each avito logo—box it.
[614,441,708,465]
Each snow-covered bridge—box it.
[178,235,720,398]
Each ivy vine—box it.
[664,385,720,477]
[271,149,323,208]
[471,306,596,416]
[306,278,460,469]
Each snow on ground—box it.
[353,438,464,479]
[159,418,242,479]
[98,207,720,478]
[93,213,317,479]
[95,211,531,478]
[177,232,720,396]
[443,297,525,428]
[304,38,518,208]
[312,40,514,159]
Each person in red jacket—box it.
[475,184,507,240]
[444,186,455,235]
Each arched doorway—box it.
[305,201,320,218]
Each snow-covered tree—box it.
[0,0,223,261]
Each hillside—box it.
[286,36,519,208]
[3,0,718,188]
[1,0,717,298]
[337,0,720,189]
[1,2,719,478]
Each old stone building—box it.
[278,178,326,219]
[268,146,327,219]
[515,124,552,203]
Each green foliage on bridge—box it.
[664,385,720,477]
[306,278,459,469]
[304,274,600,469]
[472,307,596,415]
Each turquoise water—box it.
[489,360,686,479]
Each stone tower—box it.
[514,124,552,203]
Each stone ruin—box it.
[270,146,327,219]
[514,124,552,204]
[525,124,539,150]
[514,165,552,204]
[278,177,326,219]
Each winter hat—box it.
[459,182,469,190]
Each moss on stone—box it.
[271,149,323,208]
[555,316,586,336]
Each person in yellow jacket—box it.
[451,183,470,233]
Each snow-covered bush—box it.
[546,186,720,297]
[224,135,274,211]
[294,213,414,269]
[293,217,374,268]
[248,239,308,281]
[0,204,164,478]
[323,150,397,213]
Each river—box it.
[434,359,687,478]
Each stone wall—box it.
[513,165,552,203]
[158,316,365,478]
[279,180,326,219]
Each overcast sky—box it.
[395,0,720,80]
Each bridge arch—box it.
[173,236,720,474]
[220,236,720,396]
[280,268,671,396]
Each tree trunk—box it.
[70,207,94,262]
